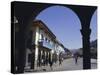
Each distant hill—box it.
[64,39,97,58]
[90,39,97,48]
[70,49,79,54]
[90,39,97,59]
[77,39,97,58]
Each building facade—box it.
[23,20,65,70]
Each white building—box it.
[25,20,65,70]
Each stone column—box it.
[30,51,35,69]
[41,50,43,66]
[15,20,27,73]
[34,26,39,70]
[80,28,91,69]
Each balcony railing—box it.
[38,39,54,49]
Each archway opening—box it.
[33,5,83,70]
[90,10,97,68]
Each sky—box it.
[36,6,97,50]
[90,10,97,41]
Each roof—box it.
[33,20,56,39]
[33,20,67,51]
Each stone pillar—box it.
[15,21,27,73]
[80,28,91,69]
[30,49,35,69]
[41,50,43,66]
[34,26,39,70]
[44,51,46,65]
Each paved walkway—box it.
[25,58,97,72]
[42,57,83,72]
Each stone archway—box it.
[35,5,82,69]
[11,1,97,73]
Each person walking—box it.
[59,52,63,66]
[49,53,53,70]
[74,52,79,64]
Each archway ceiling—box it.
[14,1,97,28]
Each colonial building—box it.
[23,20,65,70]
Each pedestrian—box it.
[49,53,53,70]
[49,60,53,70]
[59,57,63,65]
[74,52,79,64]
[59,53,63,66]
